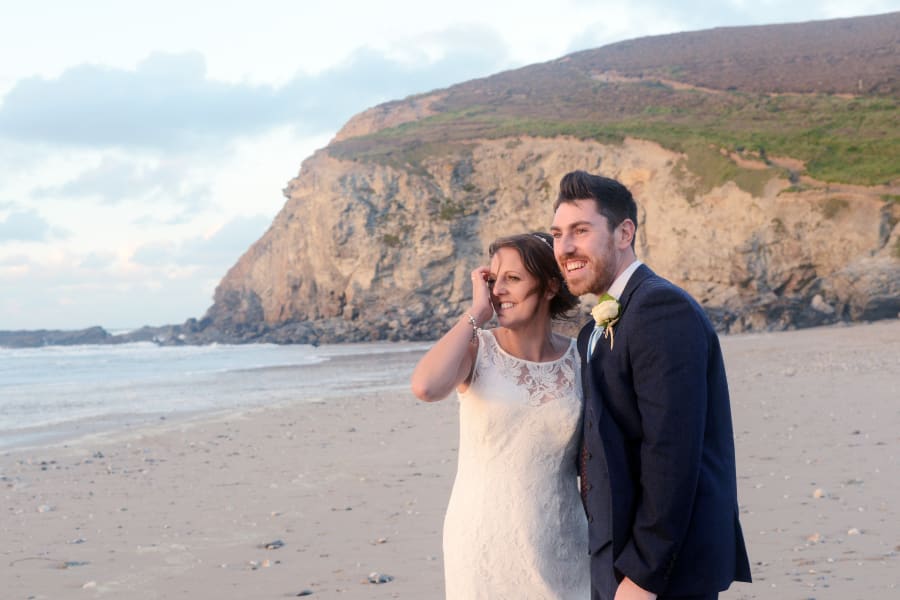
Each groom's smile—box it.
[564,259,588,273]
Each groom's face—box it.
[551,199,618,297]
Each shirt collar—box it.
[607,260,642,301]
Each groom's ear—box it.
[616,219,636,249]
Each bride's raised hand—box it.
[410,266,494,401]
[468,266,494,327]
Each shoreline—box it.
[0,341,432,454]
[3,311,899,349]
[2,320,898,598]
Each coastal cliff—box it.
[196,136,898,344]
[190,13,899,344]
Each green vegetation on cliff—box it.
[328,13,899,188]
[330,85,897,187]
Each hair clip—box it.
[533,234,553,249]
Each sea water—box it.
[0,340,431,450]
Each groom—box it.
[550,171,751,600]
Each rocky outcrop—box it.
[0,326,112,348]
[198,136,899,343]
[332,93,442,142]
[0,323,193,348]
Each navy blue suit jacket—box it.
[578,264,751,596]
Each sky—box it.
[1,0,898,330]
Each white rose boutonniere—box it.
[591,293,622,350]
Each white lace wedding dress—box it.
[442,328,589,599]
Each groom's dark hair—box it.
[555,171,638,248]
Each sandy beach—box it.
[2,320,898,599]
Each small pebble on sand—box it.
[367,572,394,584]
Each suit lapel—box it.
[616,263,653,316]
[584,264,655,397]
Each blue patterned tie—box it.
[588,325,603,358]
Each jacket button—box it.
[587,420,593,429]
[586,483,592,491]
[588,515,594,523]
[587,452,592,460]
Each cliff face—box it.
[200,135,899,343]
[196,13,900,344]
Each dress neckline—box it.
[483,329,574,366]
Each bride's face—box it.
[488,247,549,329]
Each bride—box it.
[411,232,589,599]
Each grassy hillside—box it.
[329,13,899,187]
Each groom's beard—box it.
[560,243,617,297]
[569,261,615,297]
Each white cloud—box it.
[0,245,228,329]
[76,252,117,269]
[0,209,68,242]
[34,155,210,210]
[0,39,513,151]
[0,253,30,267]
[0,268,221,330]
[131,214,272,267]
[0,53,281,148]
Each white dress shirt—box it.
[588,260,642,356]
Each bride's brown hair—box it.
[488,232,579,319]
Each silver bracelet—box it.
[463,313,481,342]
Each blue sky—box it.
[1,0,897,330]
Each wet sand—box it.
[2,320,898,599]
